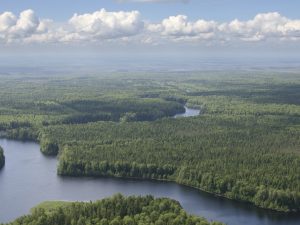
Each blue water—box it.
[1,138,299,225]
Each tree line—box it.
[4,194,224,225]
[39,112,300,212]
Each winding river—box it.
[0,108,299,225]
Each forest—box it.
[3,194,224,225]
[0,71,299,212]
[0,146,4,169]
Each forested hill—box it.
[0,71,300,212]
[0,146,4,169]
[4,194,224,225]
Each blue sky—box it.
[0,0,300,56]
[1,0,300,21]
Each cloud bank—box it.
[0,9,299,46]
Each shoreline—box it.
[0,135,298,214]
[58,172,299,214]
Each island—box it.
[5,194,224,225]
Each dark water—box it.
[1,139,299,224]
[174,106,200,118]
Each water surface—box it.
[174,106,200,118]
[1,139,299,225]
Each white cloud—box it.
[0,9,144,44]
[0,9,53,44]
[149,12,300,43]
[0,9,299,46]
[0,12,16,32]
[219,12,300,42]
[68,9,143,41]
[148,15,216,42]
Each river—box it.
[174,106,200,118]
[0,109,299,224]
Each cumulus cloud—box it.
[0,9,299,46]
[0,9,144,44]
[218,12,300,42]
[0,12,16,32]
[149,12,300,43]
[68,9,143,41]
[0,9,50,43]
[148,15,217,41]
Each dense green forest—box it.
[4,194,224,225]
[0,146,4,169]
[0,71,299,212]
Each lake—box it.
[0,108,299,225]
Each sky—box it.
[0,0,300,57]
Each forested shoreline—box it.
[0,71,300,212]
[3,194,224,225]
[0,146,4,169]
[50,114,300,212]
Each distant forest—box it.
[0,71,299,212]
